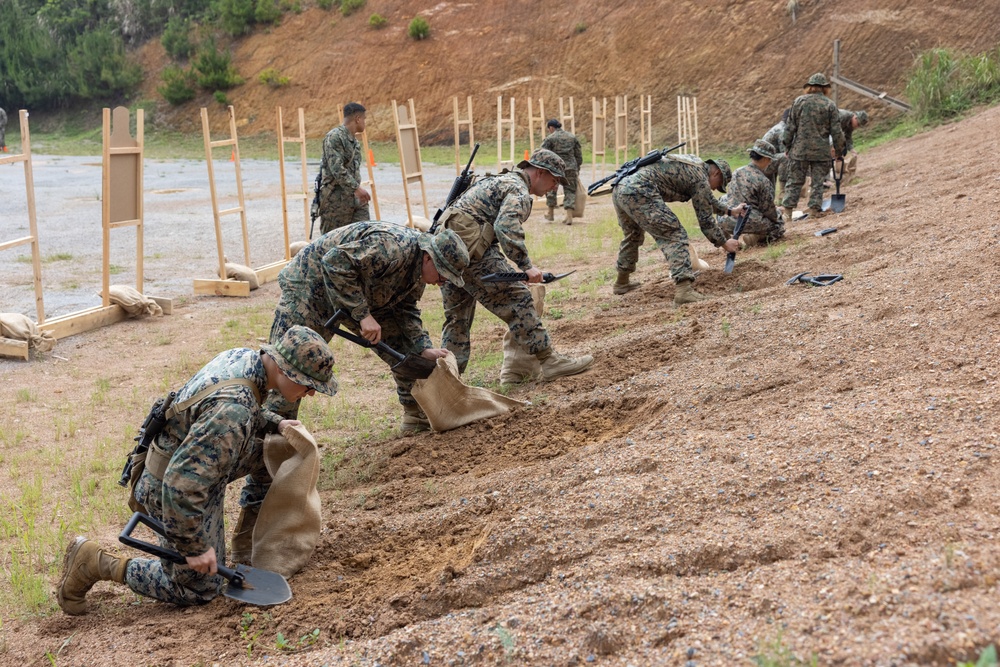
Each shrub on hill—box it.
[408,16,429,40]
[254,0,283,25]
[159,65,197,105]
[341,0,364,17]
[161,17,194,61]
[369,13,387,29]
[907,47,1000,121]
[193,41,244,90]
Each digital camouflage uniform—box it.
[268,222,433,414]
[439,170,549,373]
[318,124,369,234]
[782,91,845,211]
[837,109,865,181]
[541,128,583,210]
[128,348,278,606]
[611,156,730,284]
[761,120,788,194]
[718,162,784,243]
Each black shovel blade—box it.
[830,194,846,213]
[223,564,292,606]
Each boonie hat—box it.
[749,139,777,159]
[855,110,869,126]
[262,326,338,396]
[705,158,732,193]
[419,229,469,287]
[517,149,568,185]
[805,72,831,87]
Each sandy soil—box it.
[2,104,1000,666]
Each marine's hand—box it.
[186,548,217,575]
[420,348,449,360]
[729,203,748,218]
[355,187,371,204]
[524,267,543,284]
[722,238,741,254]
[359,315,382,345]
[278,419,302,435]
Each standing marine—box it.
[541,119,584,225]
[316,102,371,234]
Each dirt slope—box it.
[4,99,1000,664]
[140,0,1000,146]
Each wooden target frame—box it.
[0,110,44,358]
[392,98,429,227]
[276,106,310,250]
[591,97,607,181]
[614,95,629,165]
[677,96,700,156]
[527,97,545,154]
[558,97,576,135]
[639,95,652,156]
[452,95,475,176]
[496,96,516,171]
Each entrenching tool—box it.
[822,157,847,213]
[324,311,436,380]
[480,270,576,284]
[724,206,752,274]
[119,512,292,606]
[786,272,844,287]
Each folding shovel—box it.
[480,270,576,284]
[119,512,292,606]
[822,157,846,213]
[324,310,437,380]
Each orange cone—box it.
[369,149,375,167]
[230,149,235,162]
[524,149,530,160]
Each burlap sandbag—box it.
[412,352,527,432]
[410,215,432,232]
[500,284,545,381]
[225,262,260,290]
[289,241,309,257]
[573,182,587,218]
[251,424,322,577]
[690,245,709,271]
[104,285,163,318]
[0,313,56,352]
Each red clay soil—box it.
[4,100,1000,664]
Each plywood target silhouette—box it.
[392,99,428,227]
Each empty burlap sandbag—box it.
[289,241,309,257]
[104,285,163,318]
[251,424,322,577]
[0,313,56,352]
[500,284,545,381]
[412,352,527,432]
[410,215,432,232]
[690,245,709,271]
[573,182,587,218]
[225,262,260,290]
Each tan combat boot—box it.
[544,207,555,222]
[57,537,129,615]
[781,206,794,221]
[741,233,762,247]
[538,349,594,381]
[230,504,260,565]
[674,279,708,306]
[563,208,573,225]
[613,270,641,295]
[806,206,829,219]
[400,405,430,433]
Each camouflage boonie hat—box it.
[705,158,732,193]
[418,228,469,287]
[517,149,568,185]
[261,326,338,396]
[749,139,777,159]
[805,72,831,87]
[855,110,869,126]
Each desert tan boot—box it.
[806,207,829,219]
[674,279,708,306]
[562,208,573,225]
[57,537,129,615]
[544,207,555,221]
[781,206,794,220]
[741,233,762,247]
[400,405,430,433]
[613,270,641,295]
[539,350,594,381]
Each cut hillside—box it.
[137,0,1000,147]
[2,99,999,665]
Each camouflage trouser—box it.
[782,159,830,211]
[611,180,694,284]
[440,244,551,374]
[265,296,423,417]
[764,155,791,203]
[319,188,370,235]
[125,450,268,606]
[545,168,578,210]
[718,211,785,244]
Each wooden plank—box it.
[149,296,173,315]
[40,305,129,340]
[0,337,29,360]
[193,279,251,297]
[255,259,288,285]
[0,235,35,252]
[829,74,911,112]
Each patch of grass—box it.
[368,13,387,29]
[16,389,34,403]
[958,644,998,667]
[108,264,125,275]
[752,630,817,666]
[762,242,788,261]
[43,253,73,263]
[408,16,430,40]
[721,318,731,337]
[340,0,364,16]
[258,67,290,88]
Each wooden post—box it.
[614,95,628,165]
[677,96,700,156]
[591,97,607,181]
[559,97,575,135]
[453,95,475,175]
[639,95,652,156]
[833,38,841,107]
[497,96,516,171]
[392,98,429,227]
[276,106,309,254]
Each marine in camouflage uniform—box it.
[761,112,789,197]
[267,222,469,430]
[836,108,868,182]
[717,140,785,245]
[541,119,583,224]
[56,327,337,613]
[781,73,845,216]
[611,154,745,304]
[317,103,370,234]
[437,149,593,380]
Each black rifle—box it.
[430,142,480,234]
[724,205,752,274]
[587,142,686,197]
[118,392,175,488]
[308,171,322,240]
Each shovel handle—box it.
[119,512,245,587]
[328,326,406,363]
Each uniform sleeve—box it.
[691,179,729,247]
[493,193,535,271]
[541,135,555,152]
[324,129,360,191]
[574,138,583,170]
[782,107,798,154]
[830,106,847,156]
[321,240,403,322]
[160,400,255,557]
